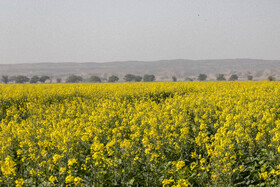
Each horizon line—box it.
[1,58,279,65]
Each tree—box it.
[228,74,238,81]
[15,75,29,83]
[124,74,135,82]
[123,74,142,82]
[30,76,40,83]
[56,78,62,83]
[108,75,119,82]
[247,75,253,81]
[216,74,226,81]
[1,75,8,84]
[89,75,101,83]
[143,74,155,82]
[66,75,83,83]
[134,76,142,82]
[268,75,275,81]
[198,74,207,81]
[172,76,177,82]
[39,76,50,83]
[9,76,16,83]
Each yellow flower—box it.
[261,172,268,180]
[1,156,17,177]
[41,149,48,158]
[68,158,77,167]
[190,162,197,171]
[74,177,83,185]
[53,154,63,164]
[17,149,23,157]
[49,175,57,183]
[175,179,190,187]
[59,167,67,174]
[15,178,24,187]
[239,165,245,172]
[65,175,75,184]
[176,161,185,171]
[162,177,175,187]
[81,164,86,170]
[191,152,197,159]
[29,168,36,176]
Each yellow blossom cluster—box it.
[1,82,280,186]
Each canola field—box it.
[1,82,280,186]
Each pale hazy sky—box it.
[0,0,280,64]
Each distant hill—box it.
[1,59,280,81]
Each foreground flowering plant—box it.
[1,82,280,186]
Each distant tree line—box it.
[190,74,254,81]
[1,75,51,84]
[0,74,157,84]
[1,73,278,84]
[64,74,157,83]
